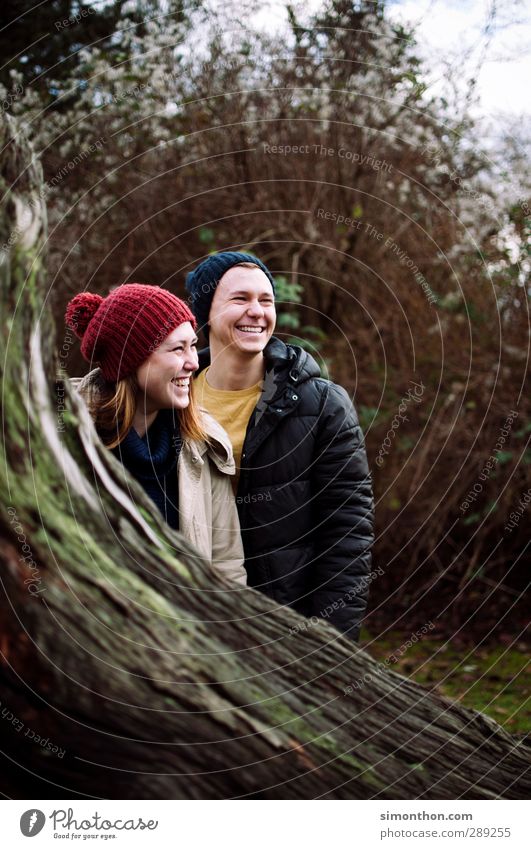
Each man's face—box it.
[208,265,276,355]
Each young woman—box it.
[65,282,246,585]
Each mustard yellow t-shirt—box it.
[195,368,262,491]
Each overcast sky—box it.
[386,0,531,118]
[251,0,530,123]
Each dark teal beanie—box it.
[185,251,276,337]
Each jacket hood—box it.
[70,368,235,476]
[263,336,321,384]
[70,368,104,414]
[195,410,235,474]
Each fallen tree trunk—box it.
[0,112,529,800]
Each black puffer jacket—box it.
[198,337,374,639]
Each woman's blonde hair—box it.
[94,374,208,449]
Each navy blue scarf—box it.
[113,409,182,529]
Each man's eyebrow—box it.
[228,290,274,297]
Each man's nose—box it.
[246,299,264,317]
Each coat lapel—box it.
[177,441,204,540]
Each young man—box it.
[186,251,374,640]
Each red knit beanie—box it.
[65,283,197,382]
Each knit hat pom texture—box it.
[65,292,104,338]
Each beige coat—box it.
[71,370,246,585]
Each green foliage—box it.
[362,629,530,733]
[515,422,531,438]
[357,405,379,432]
[495,451,513,465]
[199,226,216,246]
[277,312,299,330]
[274,275,303,304]
[274,275,328,353]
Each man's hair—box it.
[232,262,265,270]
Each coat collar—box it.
[72,368,235,477]
[187,410,235,475]
[198,335,292,372]
[197,336,321,394]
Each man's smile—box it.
[235,325,265,334]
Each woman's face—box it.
[135,322,199,413]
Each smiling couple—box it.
[67,252,374,640]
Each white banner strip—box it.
[2,799,528,848]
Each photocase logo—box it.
[20,809,46,837]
